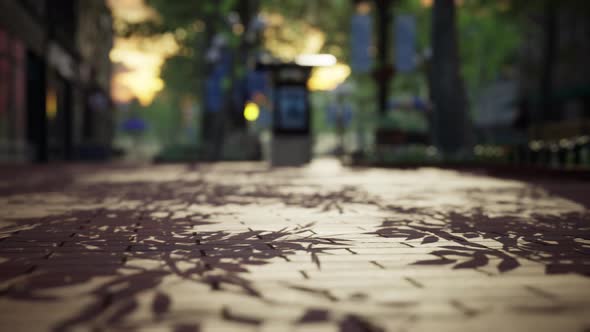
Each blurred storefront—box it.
[78,0,114,160]
[0,0,113,163]
[509,3,590,167]
[518,3,590,139]
[0,30,27,162]
[0,1,38,162]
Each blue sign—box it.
[256,108,272,128]
[350,14,373,74]
[122,117,147,133]
[217,49,232,77]
[206,49,233,113]
[246,70,269,100]
[205,73,223,113]
[395,15,417,73]
[277,87,307,130]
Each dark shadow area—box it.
[0,165,76,197]
[525,180,590,211]
[0,172,355,331]
[373,204,590,276]
[296,308,385,332]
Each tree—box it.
[430,0,471,157]
[117,0,264,159]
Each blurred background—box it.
[0,0,589,168]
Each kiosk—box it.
[261,63,313,167]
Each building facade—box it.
[518,2,590,138]
[0,0,113,162]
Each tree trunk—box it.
[431,0,471,157]
[539,0,557,123]
[374,0,392,116]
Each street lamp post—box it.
[373,0,394,116]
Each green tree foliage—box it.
[262,0,354,60]
[395,0,521,93]
[430,0,471,155]
[115,0,558,150]
[160,55,202,97]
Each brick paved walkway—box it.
[0,160,589,331]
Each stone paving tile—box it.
[0,160,589,331]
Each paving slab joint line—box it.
[450,299,480,318]
[25,265,37,275]
[299,270,309,279]
[346,248,358,255]
[404,277,424,289]
[525,285,558,300]
[370,260,385,269]
[474,268,495,277]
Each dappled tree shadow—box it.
[0,163,389,330]
[373,206,590,276]
[296,308,385,332]
[0,164,374,328]
[0,208,347,331]
[2,164,589,331]
[72,179,375,214]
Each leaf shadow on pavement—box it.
[372,205,590,276]
[5,165,589,331]
[297,308,386,332]
[0,177,357,331]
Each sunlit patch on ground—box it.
[0,162,589,331]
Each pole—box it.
[540,0,557,124]
[374,0,393,116]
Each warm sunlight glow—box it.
[109,35,178,105]
[308,63,351,91]
[295,54,337,67]
[107,0,177,105]
[261,11,347,91]
[110,37,176,105]
[107,0,157,23]
[356,2,372,14]
[262,12,326,61]
[420,0,463,7]
[114,70,165,106]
